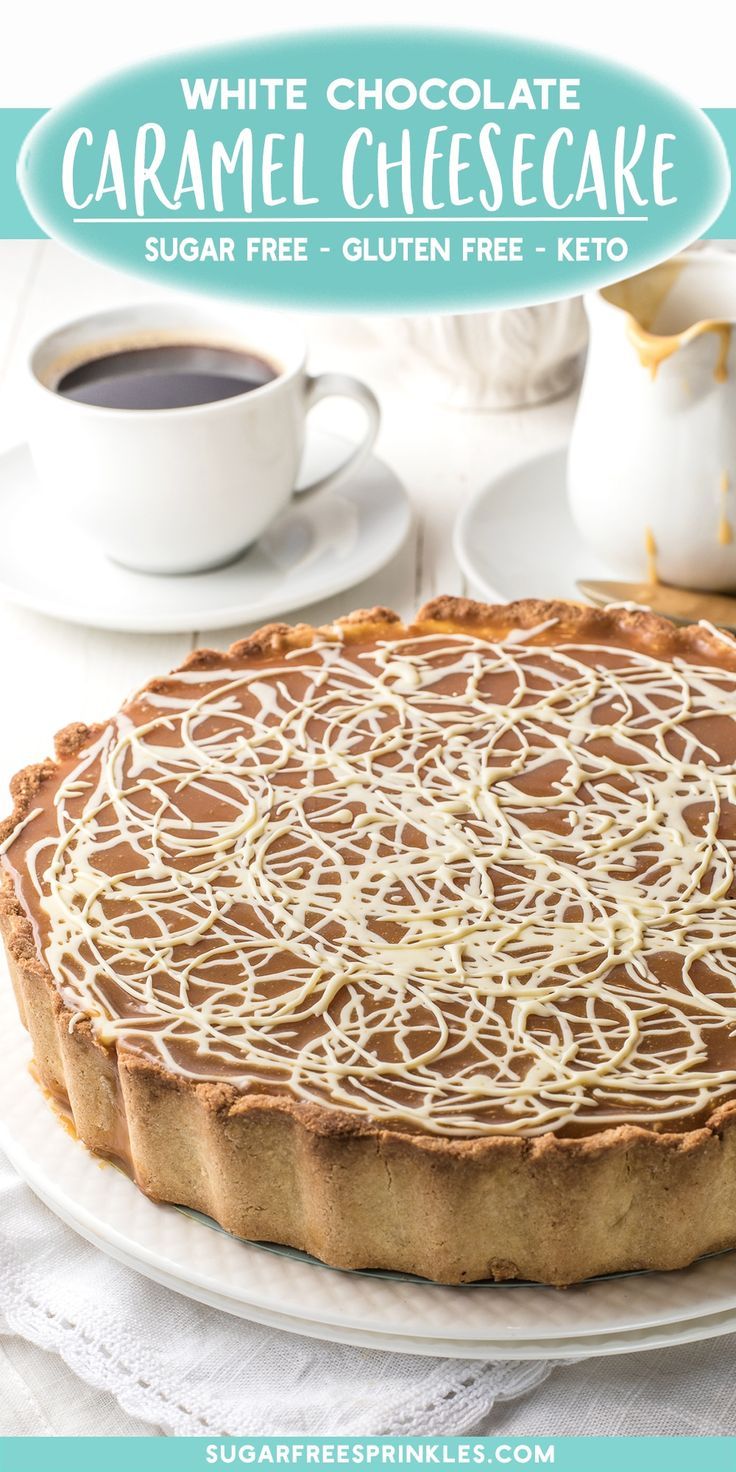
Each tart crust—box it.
[3,596,736,1286]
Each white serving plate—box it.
[2,966,736,1360]
[453,447,617,603]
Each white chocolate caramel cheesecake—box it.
[3,597,736,1284]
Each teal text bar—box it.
[1,1437,735,1471]
[0,108,734,241]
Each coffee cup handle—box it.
[296,373,380,498]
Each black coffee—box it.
[56,343,278,410]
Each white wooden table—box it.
[0,238,577,1435]
[3,244,736,1438]
[0,239,577,787]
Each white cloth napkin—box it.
[0,1151,554,1436]
[3,1148,736,1439]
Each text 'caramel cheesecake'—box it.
[3,597,736,1285]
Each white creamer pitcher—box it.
[568,249,736,591]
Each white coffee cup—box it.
[26,302,380,575]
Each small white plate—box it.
[454,448,617,603]
[2,966,736,1360]
[0,431,411,634]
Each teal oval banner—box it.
[17,28,730,312]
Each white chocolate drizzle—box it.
[16,628,736,1138]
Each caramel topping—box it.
[644,526,659,584]
[718,471,733,548]
[627,317,732,382]
[7,622,736,1138]
[603,258,732,382]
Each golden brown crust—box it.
[4,597,736,1283]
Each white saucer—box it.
[2,965,736,1360]
[454,448,617,602]
[0,431,411,634]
